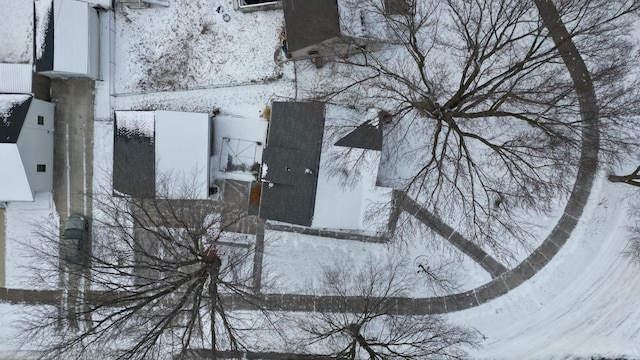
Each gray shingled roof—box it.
[113,114,156,198]
[283,0,341,53]
[0,96,31,143]
[334,121,382,151]
[259,102,325,226]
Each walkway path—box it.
[398,192,508,278]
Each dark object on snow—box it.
[62,214,90,267]
[283,0,340,53]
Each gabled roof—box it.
[334,121,382,151]
[259,102,325,226]
[0,95,32,143]
[113,111,211,200]
[283,0,341,53]
[113,111,156,198]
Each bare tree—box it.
[296,258,480,359]
[609,166,640,187]
[301,0,640,258]
[20,179,279,360]
[608,166,640,260]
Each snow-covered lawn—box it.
[451,177,640,359]
[4,192,58,290]
[114,0,294,93]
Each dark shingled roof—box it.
[283,0,341,53]
[35,6,54,73]
[259,102,325,226]
[113,114,156,198]
[334,121,382,151]
[0,96,32,143]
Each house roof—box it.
[35,0,54,71]
[283,0,341,53]
[155,111,210,199]
[259,102,325,226]
[0,0,34,64]
[0,95,32,143]
[113,111,156,198]
[334,121,382,151]
[311,104,391,231]
[113,111,211,200]
[0,143,34,202]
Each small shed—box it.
[36,0,100,79]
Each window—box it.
[37,164,46,172]
[237,0,279,12]
[243,0,275,4]
[384,0,412,15]
[37,116,44,125]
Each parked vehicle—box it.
[62,214,90,267]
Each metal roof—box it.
[0,64,33,94]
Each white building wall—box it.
[0,64,32,94]
[16,99,55,193]
[0,144,33,202]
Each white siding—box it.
[0,144,33,202]
[16,99,55,193]
[0,64,32,94]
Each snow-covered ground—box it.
[3,192,58,290]
[452,177,640,359]
[1,1,639,359]
[113,0,294,93]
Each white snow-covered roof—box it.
[155,111,210,200]
[115,110,155,138]
[0,143,33,202]
[0,0,34,64]
[311,105,391,231]
[51,0,94,75]
[114,110,210,199]
[0,64,33,94]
